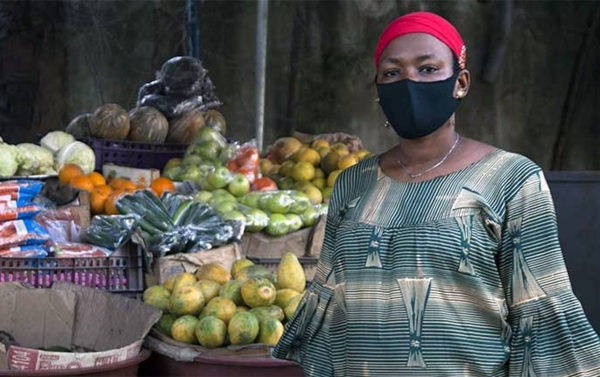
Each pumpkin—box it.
[203,109,227,135]
[65,113,91,139]
[167,109,205,143]
[89,103,130,140]
[127,106,169,143]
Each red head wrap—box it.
[374,11,466,70]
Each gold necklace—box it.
[397,133,461,179]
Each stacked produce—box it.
[143,252,307,348]
[65,56,226,145]
[57,162,177,216]
[161,127,328,237]
[262,134,372,203]
[0,131,95,178]
[113,190,243,259]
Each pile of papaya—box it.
[142,252,307,348]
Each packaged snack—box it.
[0,201,45,221]
[0,220,50,249]
[0,180,44,201]
[0,245,48,258]
[50,242,113,258]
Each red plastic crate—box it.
[0,242,143,297]
[79,137,187,171]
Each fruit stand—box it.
[0,55,374,376]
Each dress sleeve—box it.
[271,174,345,376]
[497,171,600,376]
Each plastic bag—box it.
[39,219,81,243]
[115,190,175,236]
[250,176,278,192]
[34,207,84,236]
[158,56,208,96]
[226,139,261,184]
[0,180,44,201]
[50,242,113,258]
[0,202,45,221]
[38,177,79,206]
[80,214,141,250]
[136,80,165,104]
[0,220,50,249]
[234,202,269,232]
[253,190,311,215]
[0,245,48,258]
[161,191,193,218]
[136,56,222,119]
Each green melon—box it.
[167,109,205,143]
[90,103,130,140]
[127,106,168,143]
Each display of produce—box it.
[113,190,243,259]
[0,130,95,177]
[143,252,307,348]
[262,135,372,203]
[128,106,169,143]
[0,52,377,375]
[89,103,131,140]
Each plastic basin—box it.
[0,348,151,377]
[139,351,304,377]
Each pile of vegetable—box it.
[65,56,226,144]
[0,131,95,178]
[109,190,243,263]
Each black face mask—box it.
[376,73,460,139]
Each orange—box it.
[59,164,84,185]
[135,184,147,191]
[68,175,95,193]
[108,177,131,190]
[104,189,127,215]
[119,180,138,192]
[90,185,112,215]
[87,171,106,187]
[150,177,175,197]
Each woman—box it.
[273,11,600,376]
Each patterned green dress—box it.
[273,149,600,376]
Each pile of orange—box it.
[58,164,176,216]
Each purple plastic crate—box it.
[0,242,143,296]
[79,137,187,171]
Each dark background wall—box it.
[0,0,599,170]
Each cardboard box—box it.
[102,164,160,187]
[241,215,326,259]
[0,282,161,371]
[151,243,243,285]
[58,189,91,229]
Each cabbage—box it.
[40,131,75,154]
[55,141,96,174]
[0,143,19,177]
[16,143,55,176]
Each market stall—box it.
[0,55,373,375]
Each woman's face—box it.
[376,33,456,84]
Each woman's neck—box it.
[395,121,459,168]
